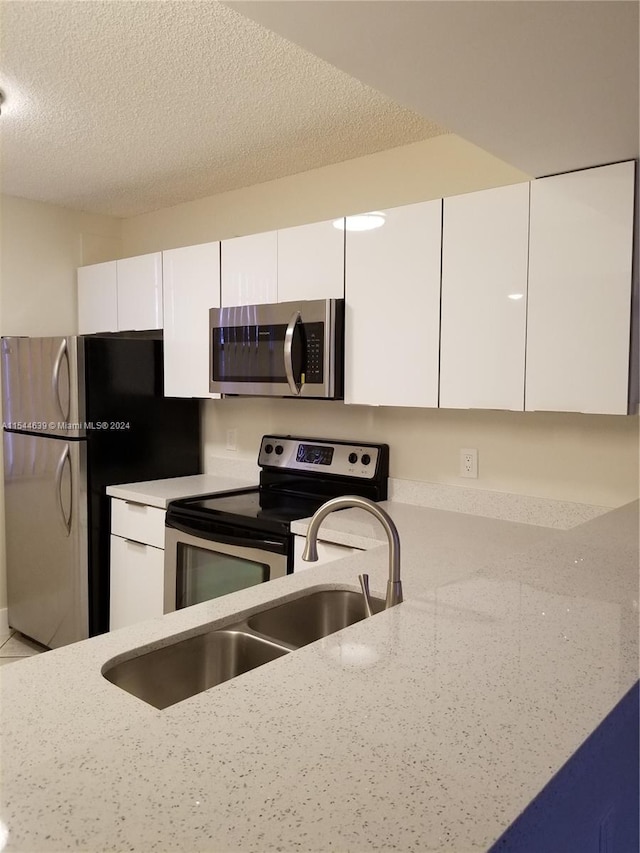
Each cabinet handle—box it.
[123,538,148,548]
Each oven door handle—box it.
[166,519,288,555]
[284,310,302,396]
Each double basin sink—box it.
[103,589,385,710]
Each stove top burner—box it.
[175,488,326,526]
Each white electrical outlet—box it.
[460,448,478,478]
[226,428,238,451]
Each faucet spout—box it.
[302,495,402,611]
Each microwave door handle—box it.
[284,310,302,395]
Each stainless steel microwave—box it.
[209,298,344,398]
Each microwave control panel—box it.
[303,324,324,383]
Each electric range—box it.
[163,435,389,613]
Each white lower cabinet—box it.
[293,535,361,571]
[109,536,165,631]
[109,498,166,630]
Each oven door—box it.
[164,525,289,613]
[209,298,343,398]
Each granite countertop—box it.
[1,499,638,852]
[106,472,258,509]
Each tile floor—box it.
[0,629,48,667]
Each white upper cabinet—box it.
[221,231,278,307]
[345,201,442,407]
[440,182,530,410]
[77,261,118,334]
[277,219,345,302]
[163,242,221,398]
[116,252,163,331]
[222,222,344,306]
[526,161,635,415]
[78,253,163,334]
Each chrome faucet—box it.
[301,495,402,616]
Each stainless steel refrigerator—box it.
[1,335,201,648]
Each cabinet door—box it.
[116,252,163,331]
[345,201,442,407]
[221,231,277,306]
[526,161,635,414]
[163,242,221,398]
[440,182,530,410]
[111,498,166,548]
[109,534,165,631]
[77,261,118,334]
[277,219,345,302]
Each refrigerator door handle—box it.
[54,444,72,536]
[52,338,70,424]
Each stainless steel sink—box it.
[102,628,290,709]
[247,589,385,647]
[103,589,385,709]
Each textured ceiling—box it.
[233,0,639,179]
[0,1,447,218]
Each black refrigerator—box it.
[1,335,201,647]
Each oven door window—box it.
[176,543,269,608]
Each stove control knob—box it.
[348,452,358,464]
[264,443,274,455]
[275,445,284,456]
[361,453,371,466]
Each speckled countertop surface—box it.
[1,499,638,852]
[106,473,258,508]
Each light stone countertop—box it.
[106,472,258,508]
[387,478,609,529]
[1,499,638,852]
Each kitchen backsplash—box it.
[202,396,639,509]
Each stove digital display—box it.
[296,443,334,466]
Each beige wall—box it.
[1,195,121,337]
[202,398,639,508]
[120,134,639,510]
[0,195,121,612]
[121,134,530,254]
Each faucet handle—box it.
[358,573,374,618]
